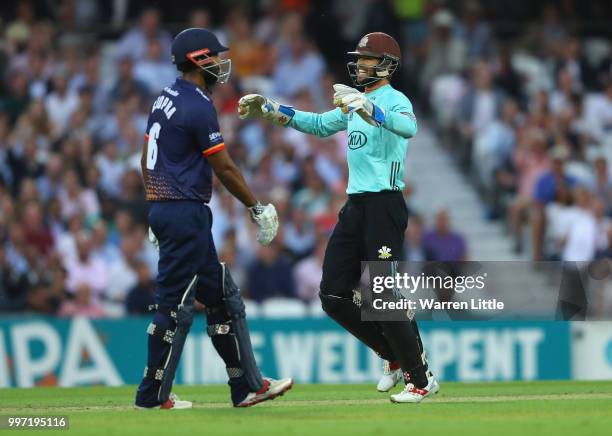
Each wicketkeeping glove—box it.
[332,84,386,127]
[249,202,279,245]
[238,94,295,126]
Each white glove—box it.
[148,227,159,251]
[238,94,294,126]
[333,84,385,127]
[238,94,265,119]
[249,202,279,245]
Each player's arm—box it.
[207,149,278,245]
[332,84,418,138]
[207,148,256,207]
[238,94,347,137]
[381,106,418,138]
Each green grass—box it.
[1,381,611,436]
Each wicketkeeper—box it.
[239,32,439,403]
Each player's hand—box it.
[238,94,294,126]
[249,202,279,245]
[332,84,385,127]
[148,227,159,251]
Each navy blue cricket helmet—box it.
[171,28,231,84]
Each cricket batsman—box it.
[239,32,439,403]
[134,28,293,409]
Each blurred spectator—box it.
[532,146,577,260]
[283,207,315,259]
[227,11,268,78]
[114,8,171,62]
[294,237,326,301]
[583,79,612,143]
[58,283,106,318]
[273,34,325,106]
[422,209,467,261]
[64,231,108,300]
[111,56,150,102]
[247,243,295,302]
[475,98,521,217]
[591,154,612,215]
[0,245,30,311]
[125,261,155,314]
[455,1,493,62]
[420,9,466,93]
[45,72,79,138]
[555,36,599,93]
[96,142,126,198]
[404,215,428,261]
[57,170,100,221]
[508,128,552,254]
[90,220,120,265]
[23,201,54,257]
[133,39,177,95]
[456,61,504,171]
[561,187,598,262]
[2,72,31,125]
[37,153,64,204]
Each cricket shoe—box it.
[390,375,440,404]
[134,393,193,410]
[377,360,403,392]
[234,377,294,408]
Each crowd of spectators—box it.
[425,4,612,264]
[1,0,611,317]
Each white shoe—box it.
[377,360,403,392]
[390,375,440,403]
[134,393,193,410]
[234,377,294,407]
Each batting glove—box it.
[148,227,159,251]
[238,94,294,126]
[249,202,279,245]
[332,84,385,127]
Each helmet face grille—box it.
[186,49,232,84]
[346,55,399,88]
[202,58,232,84]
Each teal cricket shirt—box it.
[287,84,418,194]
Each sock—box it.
[405,365,428,389]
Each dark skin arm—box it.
[207,149,257,207]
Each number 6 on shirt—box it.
[146,122,161,170]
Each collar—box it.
[365,83,391,96]
[175,77,211,98]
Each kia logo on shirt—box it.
[348,131,367,149]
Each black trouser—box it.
[321,190,408,291]
[319,191,428,386]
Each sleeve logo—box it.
[209,131,222,142]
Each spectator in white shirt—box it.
[561,187,597,262]
[57,170,100,221]
[64,231,108,300]
[45,72,79,138]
